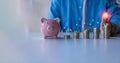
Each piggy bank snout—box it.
[47,26,55,31]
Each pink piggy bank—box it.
[41,18,60,39]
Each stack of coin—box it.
[73,32,80,39]
[94,28,100,39]
[104,23,111,39]
[64,35,70,40]
[83,29,89,39]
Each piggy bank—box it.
[41,18,60,39]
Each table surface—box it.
[0,32,120,63]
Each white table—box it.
[0,32,120,63]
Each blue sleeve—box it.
[107,0,120,27]
[47,0,61,19]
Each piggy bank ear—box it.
[55,18,60,23]
[41,18,47,23]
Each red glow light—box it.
[102,10,111,22]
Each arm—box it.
[101,0,120,36]
[47,0,61,19]
[107,0,120,33]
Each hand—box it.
[100,21,117,37]
[110,22,117,36]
